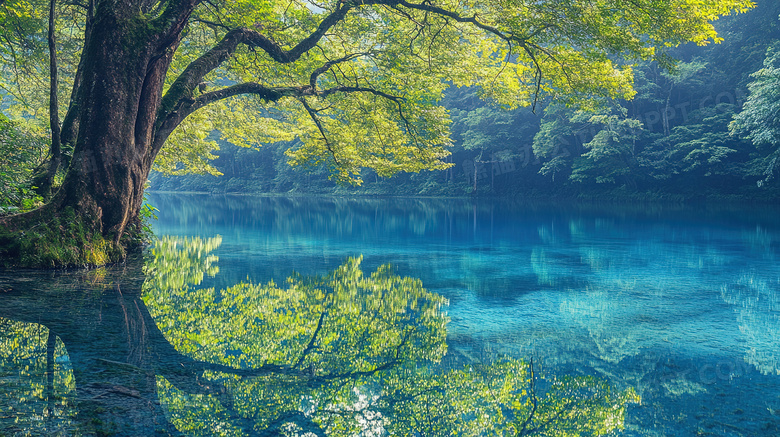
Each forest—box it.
[142,1,780,201]
[0,1,777,225]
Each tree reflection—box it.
[0,266,182,435]
[0,319,76,435]
[0,237,639,436]
[721,273,780,376]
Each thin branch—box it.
[518,41,544,112]
[314,327,412,384]
[318,85,403,102]
[191,17,232,32]
[310,52,369,89]
[300,97,340,166]
[392,0,570,106]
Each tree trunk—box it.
[40,0,62,200]
[50,6,180,245]
[0,4,189,266]
[473,160,478,192]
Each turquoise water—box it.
[146,194,780,436]
[1,193,779,435]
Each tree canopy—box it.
[0,0,759,267]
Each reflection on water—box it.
[722,273,780,376]
[2,194,780,436]
[1,238,636,435]
[0,319,76,436]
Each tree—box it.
[453,105,538,192]
[569,108,643,186]
[731,42,780,187]
[0,0,756,266]
[533,104,644,186]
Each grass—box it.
[0,207,127,268]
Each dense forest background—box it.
[144,1,780,201]
[2,2,779,207]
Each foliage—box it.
[185,0,752,184]
[139,197,159,242]
[570,109,643,185]
[730,43,780,186]
[0,114,48,212]
[649,104,742,177]
[533,104,644,185]
[1,0,758,186]
[731,44,780,146]
[382,358,640,436]
[143,235,221,293]
[0,0,81,125]
[0,0,50,119]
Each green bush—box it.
[0,115,48,211]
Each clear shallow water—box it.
[1,193,780,436]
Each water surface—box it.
[1,194,779,436]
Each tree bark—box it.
[40,0,62,200]
[48,2,187,246]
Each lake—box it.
[1,193,779,436]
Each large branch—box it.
[150,0,543,158]
[242,0,370,64]
[156,28,253,134]
[150,0,202,47]
[157,0,539,123]
[151,82,314,155]
[151,75,406,156]
[155,0,383,135]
